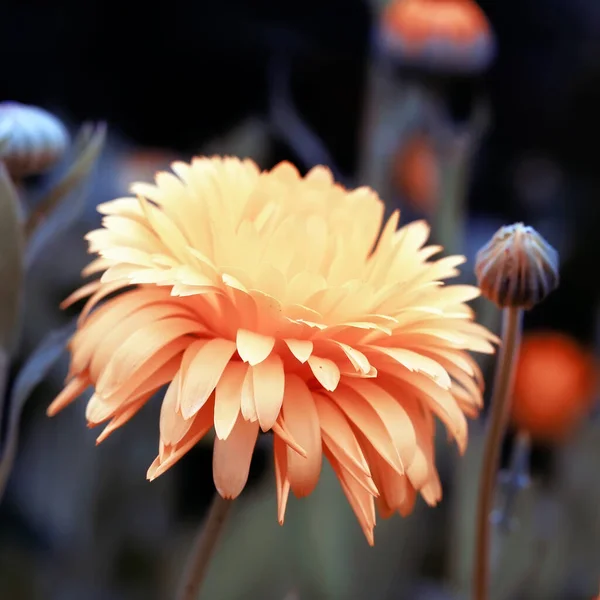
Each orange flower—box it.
[380,0,495,73]
[48,157,496,544]
[511,332,598,443]
[393,134,439,214]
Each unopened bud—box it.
[475,223,559,309]
[0,102,69,178]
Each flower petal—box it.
[281,375,322,497]
[214,361,247,439]
[274,435,291,524]
[307,355,340,391]
[284,339,313,363]
[160,371,194,445]
[325,385,403,474]
[179,338,237,419]
[213,414,259,499]
[253,353,285,431]
[236,329,275,365]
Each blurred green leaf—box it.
[0,162,24,353]
[0,319,75,500]
[25,122,106,268]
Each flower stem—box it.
[473,306,524,600]
[177,493,233,600]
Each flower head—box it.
[49,156,496,544]
[475,223,559,310]
[511,332,598,443]
[0,102,69,178]
[379,0,495,74]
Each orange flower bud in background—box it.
[393,134,439,215]
[379,0,495,73]
[511,332,598,443]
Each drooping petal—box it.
[213,414,259,499]
[325,385,404,474]
[47,375,90,416]
[96,392,152,444]
[281,375,322,497]
[252,353,285,431]
[214,361,247,439]
[328,449,376,546]
[274,435,291,524]
[240,365,258,421]
[147,397,215,480]
[160,371,194,445]
[349,379,417,469]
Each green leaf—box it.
[0,163,24,354]
[24,122,106,268]
[0,320,76,500]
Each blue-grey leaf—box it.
[25,122,106,269]
[0,319,76,500]
[0,163,24,354]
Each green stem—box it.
[473,307,524,600]
[177,494,233,600]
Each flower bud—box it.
[475,223,559,309]
[0,102,69,178]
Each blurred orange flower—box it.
[511,332,598,443]
[393,134,439,215]
[48,157,496,544]
[380,0,494,72]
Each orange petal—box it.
[368,346,451,389]
[47,375,90,416]
[284,339,313,363]
[281,375,322,497]
[96,317,202,397]
[81,257,112,277]
[325,385,403,474]
[214,361,247,439]
[160,371,194,445]
[307,355,340,391]
[349,379,417,469]
[179,338,237,419]
[60,280,102,310]
[147,398,214,480]
[323,440,378,496]
[213,415,259,499]
[330,451,376,546]
[332,341,371,374]
[252,353,285,431]
[240,365,258,421]
[77,280,134,325]
[391,370,468,453]
[86,393,119,425]
[85,303,183,380]
[96,393,151,444]
[274,435,291,524]
[272,419,307,458]
[104,355,181,405]
[236,329,275,365]
[313,393,371,479]
[97,337,188,404]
